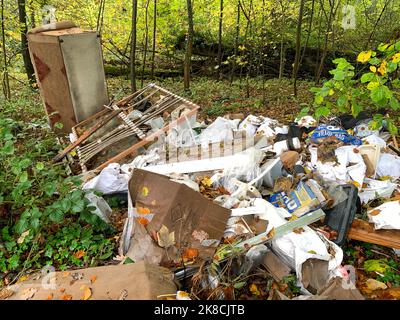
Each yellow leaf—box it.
[378,60,387,76]
[365,279,387,291]
[17,230,30,244]
[137,206,151,215]
[370,66,377,73]
[392,53,400,63]
[329,89,335,96]
[157,225,175,248]
[16,275,29,283]
[90,275,97,283]
[74,250,85,259]
[81,286,92,300]
[357,51,372,63]
[201,176,213,187]
[347,180,361,188]
[61,294,72,300]
[250,284,260,296]
[141,186,149,197]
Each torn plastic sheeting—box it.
[82,163,129,194]
[271,227,343,295]
[144,147,262,175]
[359,178,397,204]
[309,145,366,189]
[229,198,291,235]
[248,200,344,294]
[377,153,400,180]
[198,117,239,146]
[238,115,264,136]
[362,134,386,148]
[354,120,380,138]
[120,148,163,175]
[85,192,112,223]
[309,125,362,145]
[295,116,317,128]
[217,147,265,188]
[368,200,400,230]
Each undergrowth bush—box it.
[0,93,115,282]
[303,42,400,134]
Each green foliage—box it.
[0,96,116,276]
[364,259,400,287]
[309,43,400,134]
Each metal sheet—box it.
[60,32,109,122]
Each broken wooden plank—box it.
[347,218,400,249]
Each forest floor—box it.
[1,76,399,299]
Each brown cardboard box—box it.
[129,169,231,260]
[6,261,177,300]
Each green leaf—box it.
[332,69,346,81]
[387,61,398,73]
[360,72,375,83]
[43,182,56,197]
[233,281,247,289]
[371,86,386,103]
[19,158,32,169]
[315,95,324,105]
[351,103,362,118]
[36,162,45,171]
[364,259,390,273]
[315,106,330,119]
[1,141,14,155]
[19,171,29,183]
[368,57,381,65]
[71,200,85,213]
[378,43,389,52]
[49,209,64,223]
[387,119,398,135]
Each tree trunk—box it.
[217,0,223,77]
[130,0,138,92]
[1,0,10,99]
[230,0,241,84]
[18,0,35,84]
[300,0,315,66]
[183,0,194,91]
[315,0,341,84]
[151,0,157,79]
[293,0,305,97]
[141,0,150,87]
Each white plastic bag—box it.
[359,178,397,204]
[83,163,130,194]
[199,117,239,146]
[309,146,366,189]
[368,200,400,230]
[377,153,400,180]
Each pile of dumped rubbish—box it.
[6,84,400,300]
